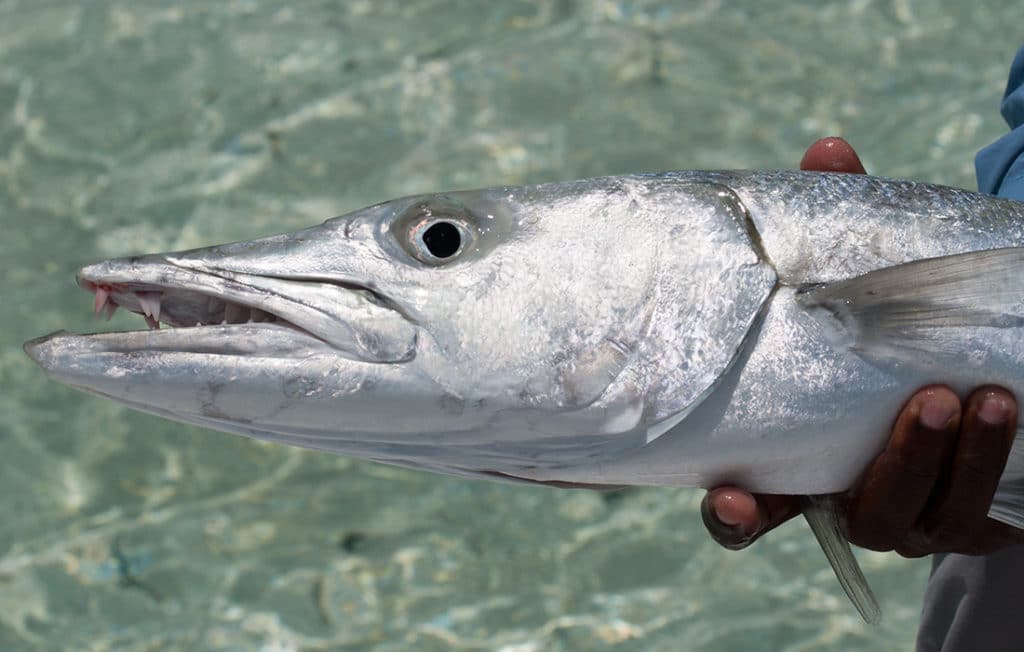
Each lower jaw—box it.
[27,323,332,359]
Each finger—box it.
[799,136,867,174]
[701,487,800,550]
[844,386,960,551]
[920,387,1018,549]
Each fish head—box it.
[25,175,776,480]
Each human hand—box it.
[700,137,1023,556]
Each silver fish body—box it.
[24,170,1024,506]
[519,171,1024,504]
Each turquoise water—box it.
[2,1,1021,650]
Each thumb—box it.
[799,136,866,174]
[701,487,801,550]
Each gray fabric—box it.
[916,546,1024,651]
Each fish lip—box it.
[23,330,68,362]
[61,257,417,363]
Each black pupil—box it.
[422,221,461,258]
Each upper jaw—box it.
[69,254,418,363]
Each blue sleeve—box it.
[975,46,1024,200]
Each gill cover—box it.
[621,179,776,441]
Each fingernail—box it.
[701,492,762,550]
[920,398,956,430]
[979,393,1010,426]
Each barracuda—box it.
[24,170,1024,621]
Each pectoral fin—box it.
[798,248,1024,533]
[990,431,1024,529]
[796,247,1024,358]
[802,494,881,624]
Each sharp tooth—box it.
[144,314,160,330]
[104,301,118,321]
[93,288,110,315]
[137,292,162,322]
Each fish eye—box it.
[393,196,479,266]
[421,221,461,258]
[409,217,472,264]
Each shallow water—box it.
[2,1,1021,650]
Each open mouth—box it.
[67,258,418,363]
[83,279,297,331]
